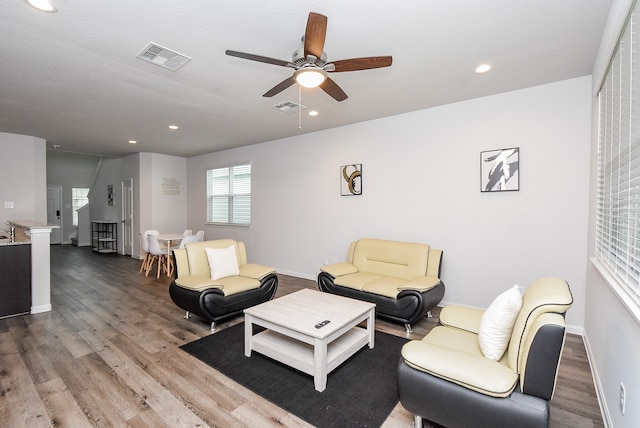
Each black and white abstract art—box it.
[480,148,519,192]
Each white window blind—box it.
[206,164,251,226]
[596,1,640,308]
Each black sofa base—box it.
[397,358,550,428]
[317,271,444,329]
[169,273,278,328]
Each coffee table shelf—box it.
[251,327,369,376]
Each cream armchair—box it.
[397,277,573,428]
[169,239,278,332]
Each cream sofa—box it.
[168,239,278,332]
[317,238,444,332]
[397,277,573,428]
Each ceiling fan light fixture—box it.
[24,0,58,12]
[294,68,327,88]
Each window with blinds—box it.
[206,164,251,226]
[72,187,90,226]
[596,1,640,308]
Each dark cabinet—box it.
[0,244,31,318]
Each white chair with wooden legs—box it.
[139,232,152,274]
[179,234,199,248]
[147,234,168,279]
[195,230,204,242]
[144,230,164,277]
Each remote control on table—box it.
[315,320,331,329]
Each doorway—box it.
[121,178,133,256]
[46,185,62,244]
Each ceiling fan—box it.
[225,12,392,102]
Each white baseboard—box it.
[275,269,316,281]
[31,304,52,314]
[582,333,612,428]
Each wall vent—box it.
[271,101,306,114]
[136,43,191,71]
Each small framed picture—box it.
[480,148,519,192]
[341,164,362,196]
[107,184,114,205]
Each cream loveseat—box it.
[168,239,278,332]
[397,277,573,428]
[317,238,444,332]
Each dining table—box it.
[156,233,183,277]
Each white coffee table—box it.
[243,288,376,392]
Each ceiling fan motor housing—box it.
[292,47,327,68]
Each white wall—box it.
[585,0,640,426]
[89,152,188,258]
[147,153,188,235]
[46,150,103,243]
[89,157,123,224]
[0,133,47,228]
[187,76,591,331]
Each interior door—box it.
[121,178,133,256]
[46,185,62,244]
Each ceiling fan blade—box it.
[304,12,328,59]
[320,77,348,102]
[263,76,297,97]
[225,50,291,68]
[330,56,393,72]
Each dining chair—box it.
[179,234,199,248]
[182,229,193,237]
[139,232,151,274]
[196,230,205,242]
[147,234,168,279]
[143,230,161,276]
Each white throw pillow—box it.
[478,284,523,361]
[205,245,240,280]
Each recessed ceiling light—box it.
[308,111,319,117]
[168,125,179,130]
[475,64,492,74]
[128,140,137,144]
[24,0,58,13]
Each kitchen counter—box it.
[7,220,55,229]
[5,220,58,244]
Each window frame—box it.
[594,0,640,322]
[205,163,252,227]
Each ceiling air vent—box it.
[136,43,191,71]
[271,101,306,114]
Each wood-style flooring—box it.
[0,245,604,427]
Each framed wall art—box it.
[107,184,114,205]
[480,147,519,192]
[341,164,362,196]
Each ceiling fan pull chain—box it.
[298,84,302,130]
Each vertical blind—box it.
[206,164,251,225]
[596,1,640,306]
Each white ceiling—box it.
[1,0,612,158]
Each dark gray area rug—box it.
[180,323,408,427]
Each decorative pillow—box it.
[478,285,523,360]
[205,245,239,280]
